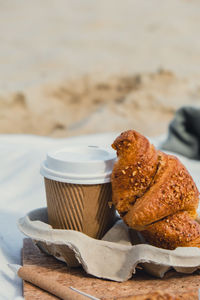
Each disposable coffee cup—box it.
[40,145,117,239]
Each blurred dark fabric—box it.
[162,106,200,159]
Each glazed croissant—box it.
[111,130,200,249]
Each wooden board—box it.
[22,238,200,299]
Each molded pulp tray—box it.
[18,207,200,282]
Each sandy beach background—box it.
[1,0,200,137]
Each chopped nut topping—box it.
[108,201,113,208]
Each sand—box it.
[1,0,200,137]
[1,70,200,137]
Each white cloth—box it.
[0,133,200,299]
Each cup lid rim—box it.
[40,145,116,184]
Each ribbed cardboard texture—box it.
[44,178,116,239]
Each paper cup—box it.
[40,145,116,239]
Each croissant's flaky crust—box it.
[111,130,200,249]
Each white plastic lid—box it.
[40,145,116,184]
